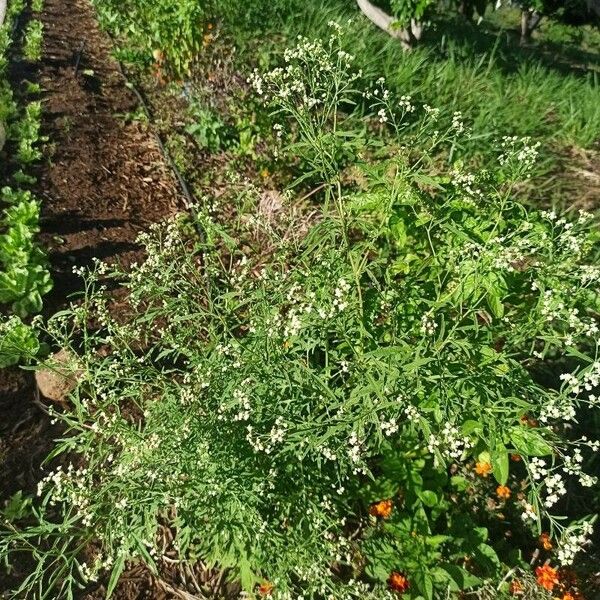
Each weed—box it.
[2,30,599,600]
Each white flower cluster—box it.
[539,396,575,423]
[333,278,351,312]
[560,360,600,397]
[423,104,439,120]
[322,445,338,461]
[269,416,288,445]
[498,136,541,175]
[451,111,465,134]
[79,552,114,583]
[420,313,438,336]
[529,457,579,508]
[520,500,537,522]
[451,169,484,204]
[37,464,94,526]
[245,417,288,455]
[404,404,421,422]
[562,444,599,488]
[543,472,567,508]
[380,417,399,437]
[557,521,594,565]
[399,95,415,113]
[347,432,364,470]
[427,422,473,461]
[225,386,252,421]
[248,30,359,115]
[540,289,566,323]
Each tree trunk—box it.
[355,0,413,50]
[520,9,541,45]
[458,1,475,21]
[587,0,600,18]
[0,0,7,28]
[410,19,423,42]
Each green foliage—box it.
[185,101,230,152]
[276,1,600,185]
[0,315,40,368]
[11,101,44,164]
[93,0,206,75]
[0,188,53,316]
[520,0,599,23]
[92,0,294,76]
[23,20,43,62]
[3,31,600,599]
[0,4,51,324]
[389,0,435,27]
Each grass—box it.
[222,1,600,205]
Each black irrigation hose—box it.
[112,59,198,211]
[109,56,212,248]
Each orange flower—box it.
[509,579,524,595]
[535,565,559,591]
[561,593,576,600]
[387,571,409,594]
[369,499,393,519]
[475,461,492,476]
[539,532,553,551]
[520,415,538,427]
[496,485,511,500]
[258,581,274,596]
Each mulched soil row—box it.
[1,0,185,596]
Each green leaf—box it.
[450,475,469,491]
[491,443,509,485]
[417,490,438,508]
[474,543,501,575]
[437,564,482,590]
[106,554,125,598]
[510,427,553,457]
[414,569,434,600]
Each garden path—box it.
[1,4,183,597]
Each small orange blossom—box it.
[387,571,409,594]
[539,532,553,551]
[475,461,492,476]
[258,581,274,596]
[496,485,511,500]
[536,564,559,591]
[369,499,393,519]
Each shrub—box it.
[2,27,599,600]
[92,0,294,76]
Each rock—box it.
[35,349,82,404]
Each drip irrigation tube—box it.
[111,58,197,211]
[110,59,207,242]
